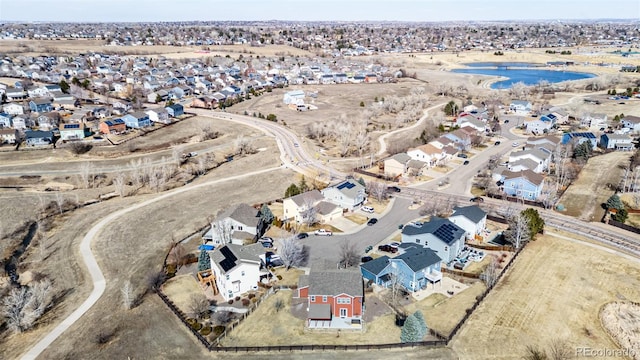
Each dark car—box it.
[494,141,501,146]
[504,119,509,123]
[470,196,484,203]
[386,186,401,193]
[296,232,309,239]
[457,153,468,158]
[361,256,373,263]
[463,160,470,165]
[367,218,378,226]
[378,244,398,253]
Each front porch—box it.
[306,303,363,330]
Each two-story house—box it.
[165,103,184,117]
[99,118,126,134]
[501,169,544,200]
[509,100,532,115]
[321,179,366,211]
[145,108,170,124]
[203,203,262,245]
[121,111,151,129]
[25,130,54,146]
[283,190,342,224]
[621,115,640,133]
[29,99,53,113]
[296,270,364,329]
[600,133,635,151]
[209,243,269,301]
[401,218,466,264]
[508,149,550,173]
[449,205,487,241]
[3,103,24,115]
[59,123,87,141]
[360,244,442,292]
[384,153,411,178]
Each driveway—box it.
[329,216,360,233]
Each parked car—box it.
[259,237,273,243]
[386,186,401,193]
[390,242,401,248]
[314,229,333,236]
[364,245,373,253]
[260,241,273,248]
[378,244,398,253]
[470,196,484,202]
[463,160,470,165]
[504,119,510,123]
[494,141,501,145]
[296,232,309,239]
[361,256,373,263]
[512,142,519,147]
[361,206,375,213]
[457,153,468,158]
[367,218,378,226]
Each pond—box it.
[452,63,595,89]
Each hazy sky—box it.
[0,0,638,22]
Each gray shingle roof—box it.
[316,201,338,215]
[308,270,363,297]
[451,205,487,224]
[401,217,465,245]
[393,247,442,272]
[209,243,263,275]
[390,152,411,164]
[217,203,260,227]
[288,189,324,207]
[360,255,390,275]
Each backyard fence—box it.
[486,214,509,224]
[466,242,514,252]
[156,290,212,348]
[608,219,640,234]
[210,340,447,353]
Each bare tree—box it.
[480,256,500,287]
[354,130,370,157]
[168,243,186,268]
[196,157,207,176]
[172,145,184,166]
[300,196,318,227]
[367,181,387,203]
[549,339,572,360]
[121,279,134,310]
[79,162,94,189]
[113,172,127,197]
[279,236,308,270]
[234,135,255,155]
[54,193,64,214]
[212,219,233,245]
[2,279,54,334]
[504,213,531,249]
[339,240,360,268]
[388,266,406,306]
[129,158,143,188]
[188,294,210,320]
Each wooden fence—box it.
[608,220,640,234]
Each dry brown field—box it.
[559,151,629,221]
[452,231,640,359]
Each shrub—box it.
[274,298,285,312]
[235,296,240,301]
[186,318,197,326]
[200,326,212,336]
[277,275,283,280]
[247,293,256,299]
[251,298,258,303]
[228,299,234,305]
[242,298,250,306]
[213,325,226,337]
[165,264,177,276]
[191,321,203,331]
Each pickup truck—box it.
[314,229,333,236]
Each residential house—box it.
[0,128,17,144]
[600,133,635,151]
[11,116,26,130]
[29,99,53,113]
[145,108,170,124]
[321,178,366,211]
[407,144,443,167]
[99,118,126,134]
[209,243,269,301]
[36,112,60,131]
[190,96,214,109]
[430,135,454,149]
[449,205,487,241]
[621,115,640,133]
[384,152,411,178]
[561,132,598,150]
[406,159,428,176]
[509,100,532,114]
[525,114,556,134]
[581,113,608,131]
[3,103,24,115]
[59,123,86,141]
[401,217,466,263]
[283,190,342,224]
[360,245,442,292]
[24,130,54,146]
[0,113,12,128]
[296,270,364,328]
[121,111,151,128]
[524,135,560,154]
[456,113,486,132]
[5,87,26,101]
[165,103,184,117]
[502,169,544,200]
[203,203,262,245]
[508,149,550,173]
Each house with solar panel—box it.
[209,243,270,301]
[401,218,466,264]
[59,123,87,141]
[360,244,442,293]
[561,132,598,150]
[296,269,364,329]
[449,205,487,241]
[99,118,126,134]
[320,178,366,211]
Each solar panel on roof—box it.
[64,124,80,129]
[219,246,237,272]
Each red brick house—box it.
[99,118,126,134]
[296,270,364,329]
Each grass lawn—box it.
[463,256,490,275]
[162,274,203,315]
[273,267,304,287]
[451,232,640,359]
[344,213,368,225]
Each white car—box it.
[512,142,519,147]
[314,229,333,236]
[361,206,374,213]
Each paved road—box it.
[18,166,282,360]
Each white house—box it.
[508,149,550,173]
[621,115,640,133]
[600,133,635,151]
[401,218,466,264]
[145,108,170,124]
[449,205,487,241]
[209,243,269,301]
[321,179,366,211]
[283,190,342,224]
[383,153,411,178]
[59,123,86,141]
[407,144,442,167]
[3,103,24,115]
[203,203,261,245]
[283,90,305,105]
[509,100,532,115]
[581,113,608,131]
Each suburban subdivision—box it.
[1,6,640,360]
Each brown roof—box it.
[503,169,544,186]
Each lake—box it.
[451,63,595,89]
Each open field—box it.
[559,151,629,221]
[452,231,640,359]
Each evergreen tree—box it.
[259,204,274,225]
[521,208,545,240]
[412,310,428,338]
[357,177,366,187]
[284,183,301,198]
[606,194,624,211]
[59,79,70,94]
[400,313,422,343]
[198,249,211,271]
[299,176,309,192]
